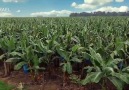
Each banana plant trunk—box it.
[3,61,11,77]
[63,72,69,87]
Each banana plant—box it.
[29,54,45,83]
[81,47,129,90]
[108,37,129,69]
[33,34,60,76]
[13,34,35,74]
[0,36,20,76]
[56,44,83,85]
[13,46,34,72]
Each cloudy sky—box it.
[0,0,129,17]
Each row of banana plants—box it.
[0,17,129,89]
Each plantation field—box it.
[0,17,129,90]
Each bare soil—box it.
[0,65,98,90]
[0,64,129,90]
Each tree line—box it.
[70,11,129,17]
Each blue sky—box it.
[0,0,129,17]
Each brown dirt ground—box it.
[1,64,129,90]
[0,67,85,90]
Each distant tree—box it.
[69,11,129,17]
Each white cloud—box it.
[0,7,12,17]
[95,6,129,12]
[115,0,124,2]
[2,0,24,3]
[0,8,10,12]
[16,10,21,13]
[30,10,72,17]
[0,12,13,17]
[71,0,113,9]
[84,0,113,6]
[71,2,96,9]
[71,2,77,7]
